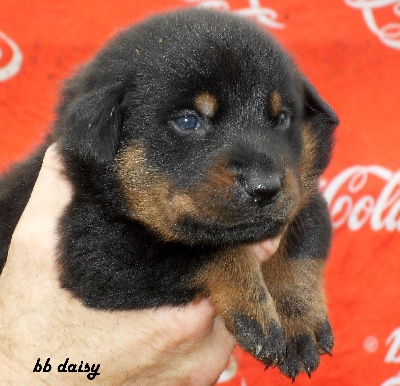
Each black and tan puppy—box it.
[0,9,338,380]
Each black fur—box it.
[0,8,338,379]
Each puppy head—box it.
[55,9,338,246]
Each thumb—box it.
[16,143,71,227]
[7,144,71,270]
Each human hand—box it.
[0,144,280,386]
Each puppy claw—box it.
[316,320,334,354]
[264,359,272,371]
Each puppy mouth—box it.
[172,214,287,246]
[166,187,295,246]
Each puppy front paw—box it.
[192,247,287,367]
[278,317,334,380]
[262,254,334,379]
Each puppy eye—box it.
[276,109,291,131]
[174,115,200,130]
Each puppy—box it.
[0,9,338,380]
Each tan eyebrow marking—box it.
[270,91,282,117]
[194,92,218,118]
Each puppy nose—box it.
[241,173,281,207]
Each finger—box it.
[250,234,282,264]
[148,298,236,353]
[189,305,236,386]
[164,300,236,386]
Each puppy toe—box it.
[278,321,330,380]
[297,334,320,375]
[279,338,300,381]
[265,320,286,363]
[315,319,334,354]
[232,313,285,364]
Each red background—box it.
[1,1,399,385]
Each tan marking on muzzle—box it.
[115,143,238,240]
[173,159,237,222]
[115,143,181,241]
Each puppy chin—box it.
[171,216,286,247]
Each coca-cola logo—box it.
[0,31,23,81]
[321,166,400,231]
[345,0,400,50]
[183,0,285,29]
[381,328,400,386]
[385,328,400,364]
[382,374,400,386]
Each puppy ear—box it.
[58,83,125,163]
[302,76,339,173]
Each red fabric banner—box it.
[1,1,399,384]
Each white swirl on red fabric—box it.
[183,0,285,29]
[345,0,400,49]
[0,31,23,81]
